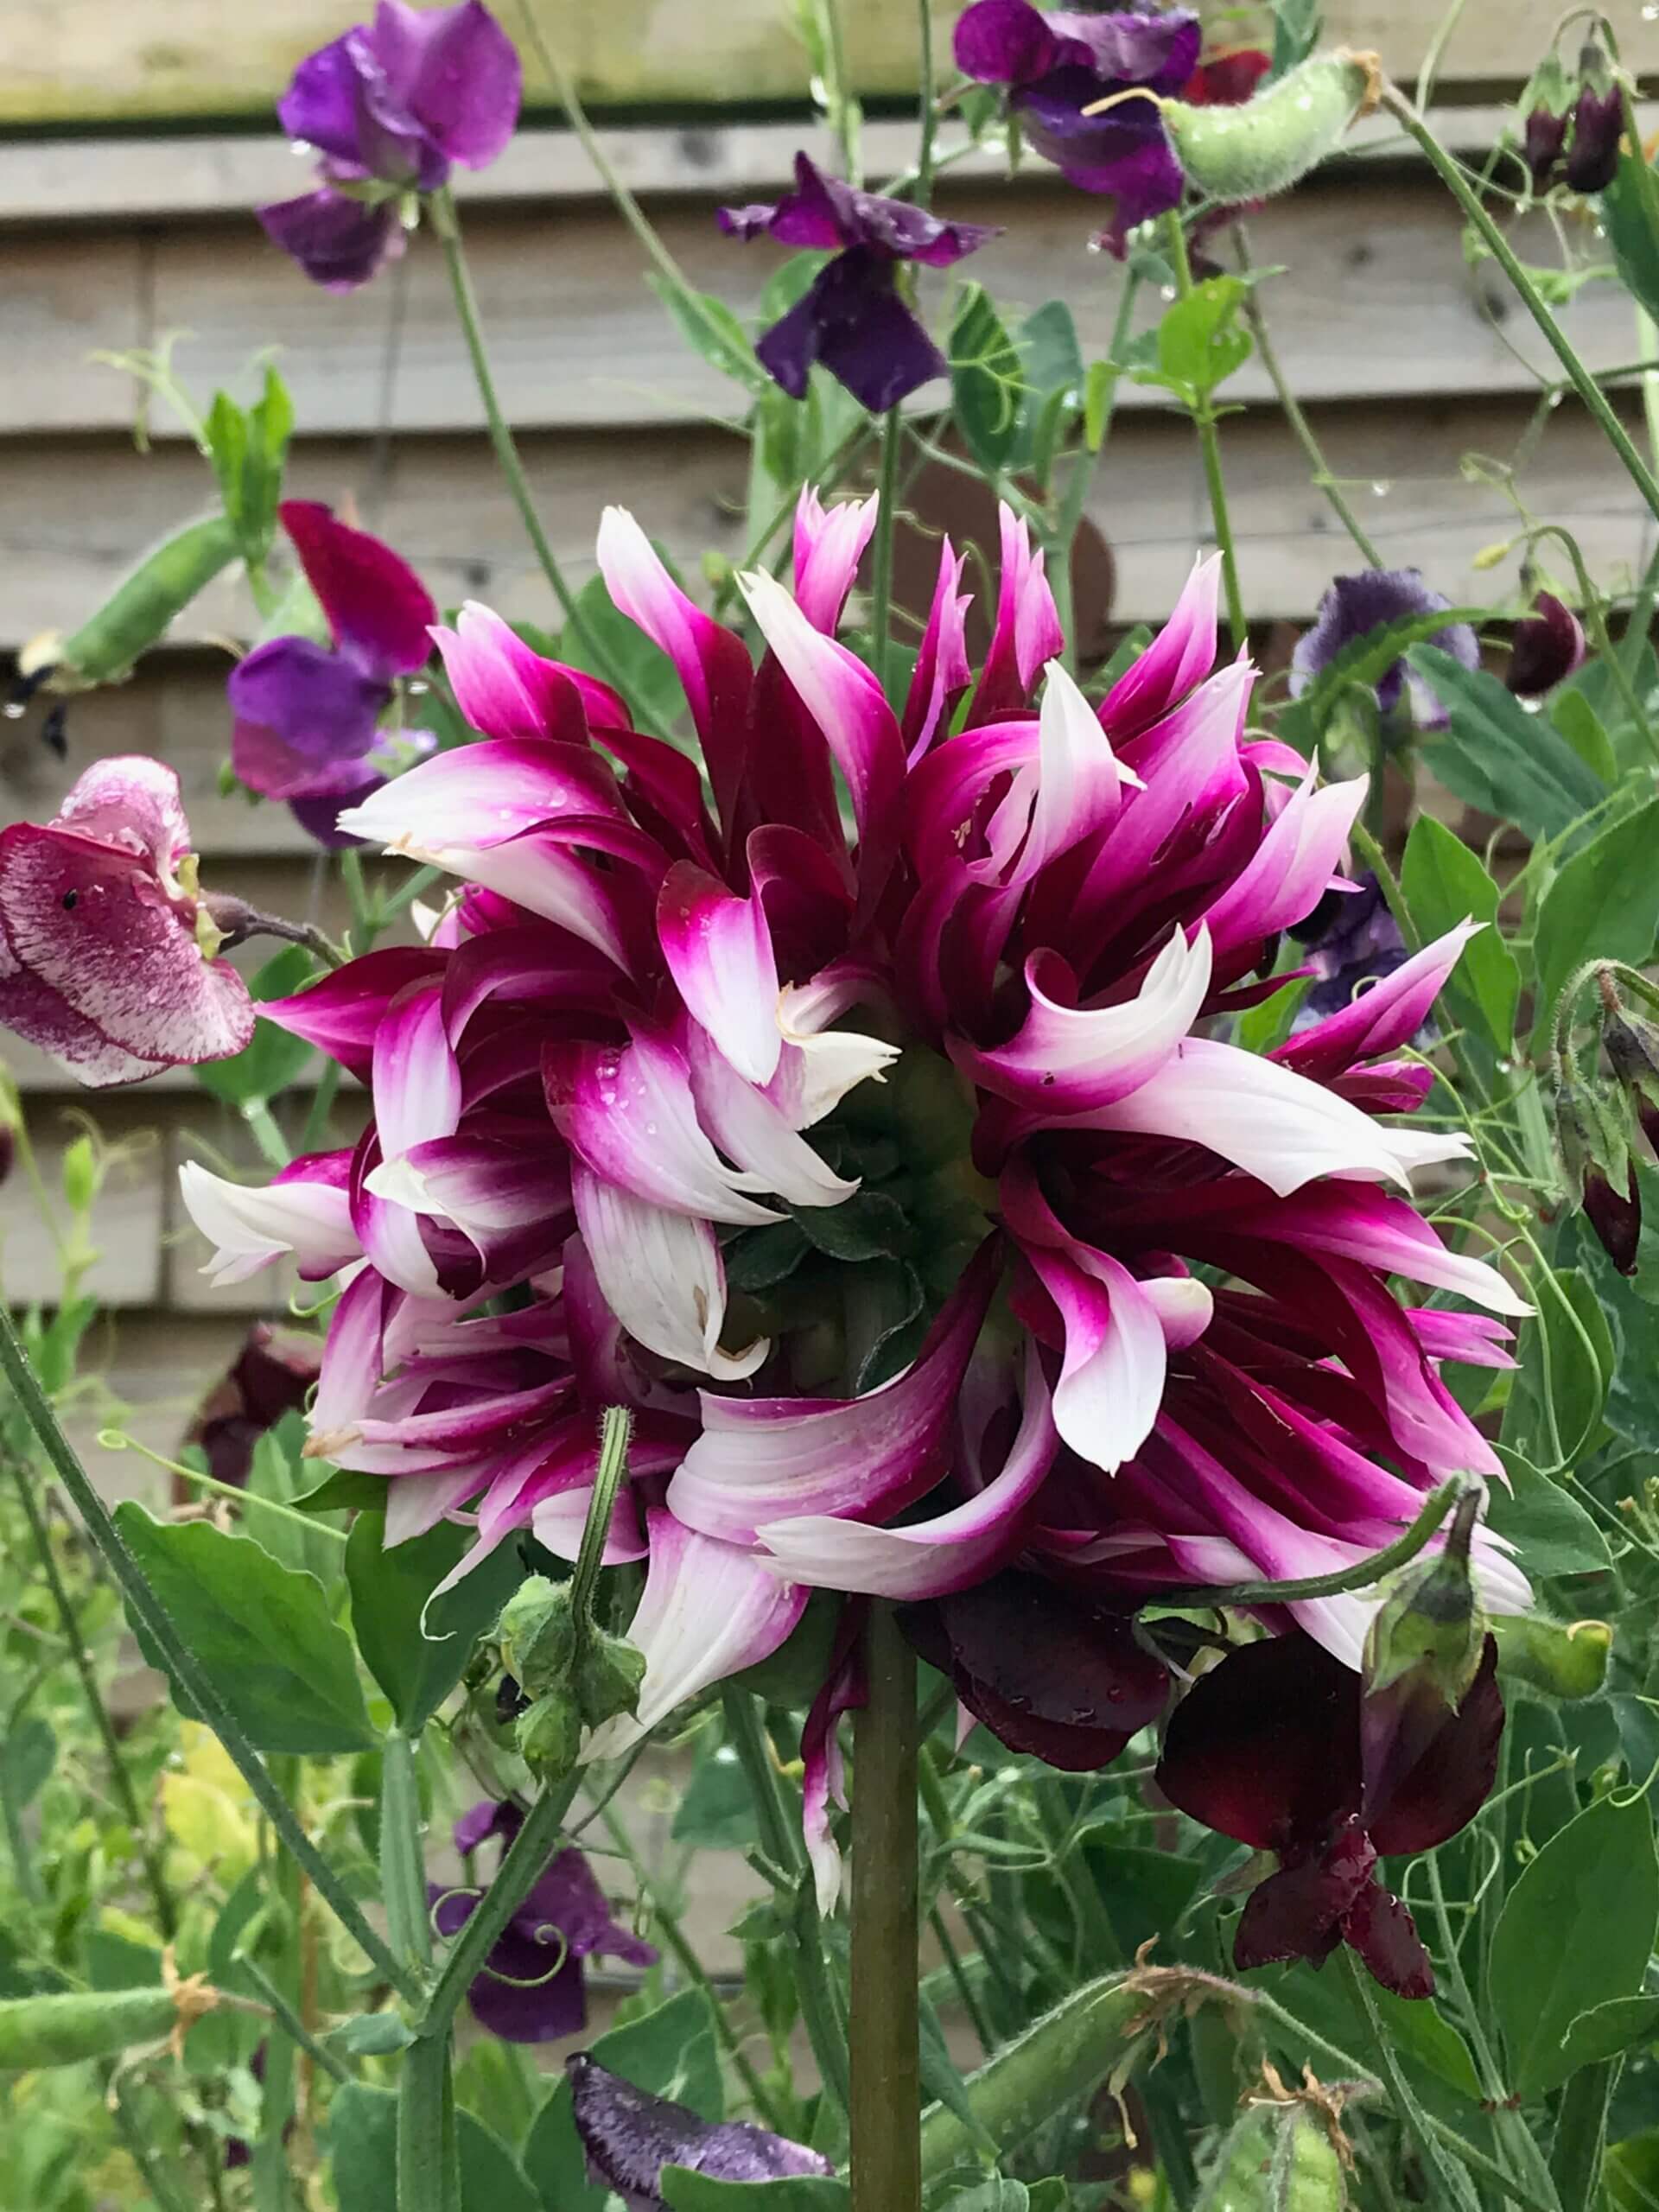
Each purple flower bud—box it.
[1604,1009,1659,1159]
[1506,591,1586,696]
[568,2054,834,2207]
[1522,104,1570,191]
[1585,1161,1642,1275]
[1565,83,1624,194]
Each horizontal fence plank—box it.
[0,168,1637,442]
[0,0,1573,129]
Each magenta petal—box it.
[369,0,522,171]
[793,486,879,635]
[657,863,781,1086]
[333,734,628,854]
[902,537,973,761]
[1100,553,1219,738]
[279,500,436,675]
[257,189,403,291]
[1275,922,1482,1082]
[262,948,446,1078]
[434,601,626,740]
[801,1608,866,1912]
[973,505,1064,721]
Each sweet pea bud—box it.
[575,1626,646,1730]
[1362,1489,1486,1821]
[1155,50,1380,206]
[1602,1007,1659,1159]
[50,514,241,692]
[60,1132,101,1217]
[497,1575,577,1699]
[1555,1072,1641,1274]
[1506,591,1586,696]
[1565,80,1624,194]
[516,1687,583,1782]
[1206,2088,1346,2212]
[1492,1615,1612,1701]
[1516,53,1574,191]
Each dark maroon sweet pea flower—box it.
[954,1,1199,254]
[1183,48,1271,106]
[1507,591,1586,696]
[433,1800,657,2043]
[718,153,1000,410]
[901,1568,1169,1770]
[1156,1630,1503,1997]
[186,1324,321,1487]
[228,501,437,829]
[259,1,521,289]
[568,2054,835,2206]
[1523,104,1571,192]
[1289,569,1478,732]
[1564,83,1623,194]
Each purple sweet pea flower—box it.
[718,154,1001,411]
[568,2053,835,2207]
[1289,569,1479,732]
[432,1800,658,2043]
[259,1,521,289]
[228,500,438,837]
[954,1,1199,253]
[1287,873,1418,1035]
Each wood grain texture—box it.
[0,0,1571,127]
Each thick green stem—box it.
[869,408,906,701]
[420,1775,580,2036]
[850,1605,920,2212]
[382,1732,435,1977]
[1164,213,1246,652]
[0,1305,422,2005]
[1382,83,1659,532]
[398,2027,461,2212]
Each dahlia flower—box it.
[177,487,1530,1853]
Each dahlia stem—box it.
[1163,212,1247,654]
[849,1603,921,2212]
[869,406,906,701]
[1380,82,1659,533]
[429,188,671,738]
[0,1305,423,2004]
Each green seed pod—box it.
[1492,1614,1612,1701]
[1200,2103,1345,2212]
[497,1575,576,1700]
[575,1626,645,1730]
[1160,50,1379,206]
[0,1986,187,2070]
[51,512,240,691]
[516,1687,583,1782]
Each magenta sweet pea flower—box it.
[0,758,254,1087]
[259,1,521,289]
[175,487,1529,1879]
[954,2,1199,252]
[569,2054,834,2203]
[227,501,438,840]
[433,1800,657,2042]
[1158,1630,1503,1997]
[718,154,1001,410]
[1290,569,1478,732]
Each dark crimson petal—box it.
[256,188,403,292]
[1233,1859,1346,1973]
[760,250,949,413]
[568,2055,834,2202]
[1341,1879,1436,1999]
[1364,1637,1503,1857]
[1184,48,1272,105]
[1585,1164,1642,1278]
[1507,592,1586,696]
[1155,1632,1361,1852]
[1565,84,1622,194]
[954,0,1065,85]
[278,500,438,677]
[903,1570,1168,1771]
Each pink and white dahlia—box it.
[177,488,1529,1803]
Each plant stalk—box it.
[418,1775,581,2036]
[869,407,906,701]
[850,1604,921,2212]
[1164,212,1247,652]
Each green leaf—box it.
[646,274,771,400]
[726,1220,813,1293]
[951,284,1025,477]
[327,2011,416,2056]
[1253,1960,1482,2102]
[1490,1790,1658,2096]
[1409,646,1607,840]
[925,2179,1028,2212]
[1150,276,1252,398]
[1278,608,1487,758]
[671,1743,758,1851]
[244,1414,340,1583]
[662,2179,848,2211]
[112,1502,375,1754]
[1551,687,1619,785]
[1399,814,1519,1054]
[327,2082,540,2212]
[0,1716,55,1817]
[194,945,320,1106]
[789,1190,912,1262]
[1500,1265,1612,1469]
[1234,976,1311,1056]
[1531,797,1659,1048]
[1080,1838,1203,1959]
[524,1989,724,2212]
[346,1509,523,1735]
[1268,0,1322,79]
[1601,151,1659,325]
[293,1463,390,1516]
[1486,1446,1611,1577]
[1012,301,1084,475]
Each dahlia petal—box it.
[1018,658,1137,880]
[260,948,446,1077]
[548,1033,780,1226]
[666,1243,997,1544]
[657,863,782,1086]
[793,485,879,634]
[954,922,1211,1110]
[1275,921,1484,1082]
[1015,1234,1166,1475]
[411,835,639,973]
[801,1618,865,1915]
[974,505,1064,721]
[1141,1273,1214,1348]
[372,982,462,1160]
[278,500,435,675]
[367,1133,570,1242]
[333,735,627,855]
[1408,1310,1517,1366]
[1203,771,1370,957]
[582,1510,808,1762]
[682,1021,860,1209]
[433,601,626,740]
[306,1265,394,1452]
[1228,1183,1530,1316]
[529,1482,652,1566]
[596,507,754,836]
[570,1160,768,1381]
[902,537,974,762]
[758,1339,1058,1598]
[179,1156,359,1287]
[1099,551,1220,737]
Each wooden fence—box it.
[2,1,1656,1466]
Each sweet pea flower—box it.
[1290,569,1479,731]
[569,2054,834,2203]
[1506,591,1586,697]
[176,488,1529,1881]
[227,501,438,839]
[433,1800,657,2042]
[718,155,1001,410]
[954,2,1199,252]
[186,1325,321,1486]
[0,758,253,1087]
[259,1,522,289]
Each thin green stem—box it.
[109,2077,199,2212]
[399,2027,461,2212]
[420,1776,581,2035]
[850,1605,920,2212]
[927,1906,995,2058]
[1231,222,1384,567]
[869,409,905,699]
[382,1732,435,1976]
[1155,1479,1463,1607]
[1164,212,1246,652]
[235,1955,353,2088]
[1381,83,1659,532]
[914,0,937,206]
[1052,273,1140,671]
[430,188,665,735]
[1338,1951,1481,2210]
[0,1306,422,2005]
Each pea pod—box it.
[1492,1613,1612,1700]
[1199,2104,1344,2212]
[0,1986,196,2069]
[1160,50,1379,205]
[53,512,240,690]
[920,1976,1146,2175]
